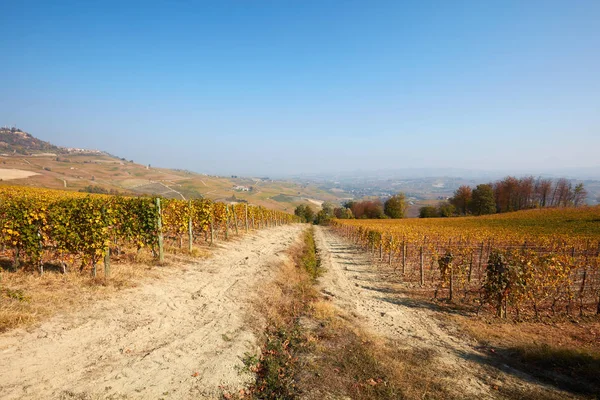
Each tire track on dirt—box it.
[0,224,305,400]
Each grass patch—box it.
[242,227,321,398]
[242,227,457,399]
[270,194,297,203]
[298,300,451,400]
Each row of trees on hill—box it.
[294,193,408,223]
[421,176,588,218]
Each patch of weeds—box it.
[2,287,30,302]
[246,326,305,398]
[299,302,450,400]
[299,227,321,279]
[242,227,320,399]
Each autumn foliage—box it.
[0,186,297,274]
[331,206,600,319]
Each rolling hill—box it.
[0,128,344,212]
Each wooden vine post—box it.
[467,247,474,283]
[188,200,193,253]
[225,205,230,240]
[233,205,239,235]
[104,247,111,279]
[449,259,454,302]
[419,246,424,286]
[478,240,484,278]
[156,197,164,263]
[388,236,393,266]
[448,239,453,301]
[245,203,249,232]
[402,241,407,275]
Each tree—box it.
[349,200,385,219]
[315,201,335,225]
[573,183,588,207]
[450,186,472,215]
[419,206,438,218]
[553,178,573,207]
[315,209,332,225]
[334,207,353,219]
[384,193,407,219]
[493,177,519,212]
[469,184,496,216]
[294,204,315,223]
[294,204,306,220]
[517,176,535,210]
[321,201,335,216]
[437,202,456,217]
[534,178,553,207]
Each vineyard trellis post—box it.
[104,247,111,279]
[449,239,454,301]
[210,217,214,246]
[156,197,164,263]
[388,236,393,266]
[468,248,474,283]
[13,248,20,270]
[419,246,424,286]
[449,258,454,301]
[233,205,239,235]
[402,241,406,275]
[37,231,43,276]
[478,241,484,280]
[225,205,230,240]
[188,200,193,253]
[245,204,249,232]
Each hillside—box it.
[0,128,345,212]
[0,127,62,155]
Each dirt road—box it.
[314,226,572,400]
[0,224,305,400]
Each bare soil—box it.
[0,224,305,400]
[0,168,39,180]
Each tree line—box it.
[420,176,588,218]
[294,193,408,224]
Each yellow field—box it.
[338,206,600,244]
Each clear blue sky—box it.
[1,1,599,176]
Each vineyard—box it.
[330,207,600,319]
[0,186,298,277]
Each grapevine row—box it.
[0,186,298,275]
[331,217,600,319]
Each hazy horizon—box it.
[2,1,599,177]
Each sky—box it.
[1,0,599,177]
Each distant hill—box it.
[0,127,104,156]
[0,127,61,155]
[0,127,344,212]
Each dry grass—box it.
[0,244,212,333]
[243,229,459,400]
[450,315,600,397]
[298,299,452,400]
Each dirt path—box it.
[314,226,572,400]
[0,224,305,400]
